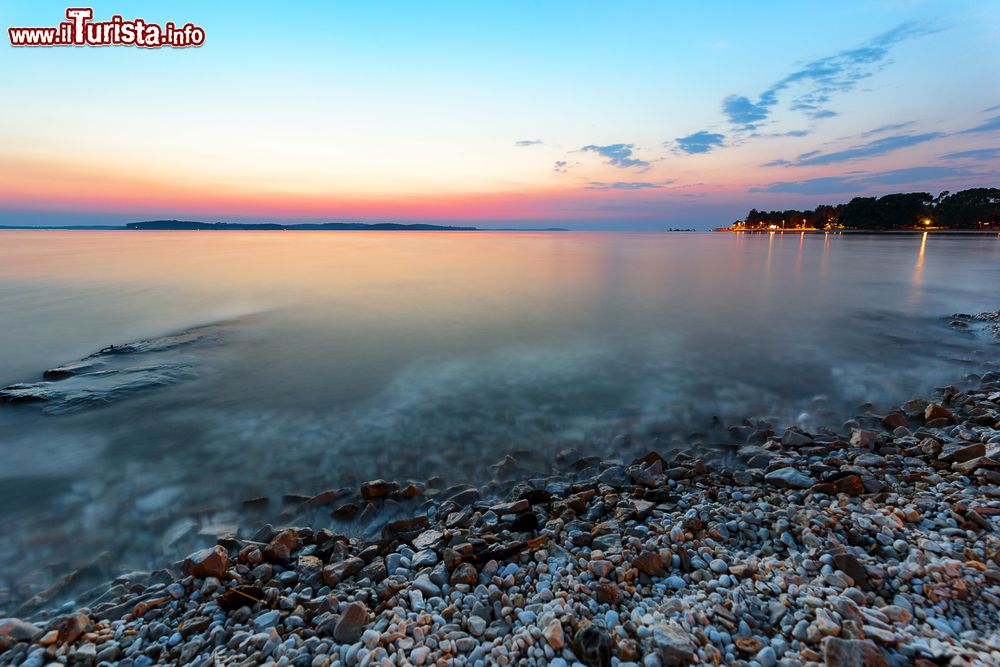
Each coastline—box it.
[4,5,999,666]
[2,363,999,665]
[713,229,1000,235]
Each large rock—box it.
[652,622,696,665]
[812,474,864,496]
[924,403,955,423]
[253,609,281,632]
[333,601,368,644]
[296,555,324,584]
[412,529,445,551]
[543,619,565,650]
[854,453,887,467]
[832,553,871,591]
[953,456,998,475]
[450,562,478,586]
[880,413,908,430]
[939,442,985,463]
[51,611,89,645]
[597,466,629,488]
[781,429,814,447]
[633,550,665,577]
[574,622,612,667]
[594,583,623,605]
[821,637,888,666]
[765,466,813,489]
[182,545,229,579]
[360,479,393,500]
[322,557,364,586]
[381,515,429,543]
[0,618,41,646]
[263,529,298,562]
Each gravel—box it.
[3,371,1000,666]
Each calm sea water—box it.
[1,230,998,610]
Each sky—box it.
[2,0,999,229]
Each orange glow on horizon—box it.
[0,152,749,222]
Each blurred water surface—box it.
[0,230,998,610]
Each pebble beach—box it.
[3,359,1000,667]
[3,1,1000,662]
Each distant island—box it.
[721,187,1000,231]
[0,220,574,232]
[127,220,478,231]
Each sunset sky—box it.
[2,1,999,229]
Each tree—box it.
[936,188,1000,228]
[814,204,841,229]
[874,192,932,229]
[738,187,998,231]
[840,197,879,229]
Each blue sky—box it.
[1,0,999,228]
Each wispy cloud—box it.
[762,159,793,167]
[860,121,915,137]
[514,139,543,147]
[580,144,650,170]
[794,132,943,166]
[940,147,1000,161]
[959,114,1000,134]
[673,131,725,155]
[748,129,812,142]
[750,166,972,194]
[586,181,673,190]
[553,160,569,173]
[722,22,934,130]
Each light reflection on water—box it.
[0,230,997,610]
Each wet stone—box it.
[182,545,229,579]
[360,479,393,500]
[5,368,1000,667]
[573,623,612,667]
[821,637,889,667]
[765,466,813,489]
[652,622,696,666]
[333,602,368,644]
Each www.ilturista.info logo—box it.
[8,8,205,48]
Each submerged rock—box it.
[0,321,232,414]
[4,364,1000,667]
[765,466,813,489]
[360,479,393,500]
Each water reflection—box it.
[909,231,929,306]
[0,230,998,611]
[794,231,805,282]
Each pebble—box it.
[4,373,1000,667]
[254,609,281,632]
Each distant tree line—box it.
[735,188,1000,230]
